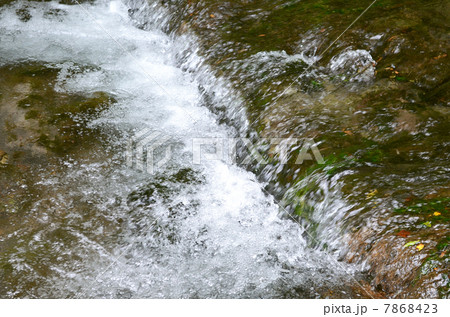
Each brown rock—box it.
[0,150,8,165]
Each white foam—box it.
[0,0,355,298]
[329,49,376,82]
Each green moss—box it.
[358,147,384,163]
[1,262,13,276]
[19,64,58,78]
[169,167,204,184]
[44,92,115,125]
[0,63,117,158]
[127,168,204,207]
[25,109,40,120]
[310,80,324,89]
[414,235,449,297]
[18,94,45,109]
[395,76,407,82]
[439,274,449,299]
[298,135,385,178]
[32,91,115,154]
[436,236,450,253]
[419,257,442,277]
[395,198,450,223]
[77,92,113,116]
[220,0,361,54]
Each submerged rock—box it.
[153,0,450,298]
[0,61,118,285]
[0,0,447,298]
[0,150,7,165]
[0,62,116,163]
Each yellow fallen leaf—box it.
[416,244,424,251]
[433,53,447,60]
[366,189,378,199]
[404,240,419,248]
[433,212,441,216]
[343,130,353,136]
[388,36,397,42]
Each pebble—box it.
[0,150,8,165]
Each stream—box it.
[0,0,362,298]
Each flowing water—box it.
[0,0,365,298]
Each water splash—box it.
[0,0,362,298]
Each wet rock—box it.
[1,0,447,299]
[58,0,95,5]
[0,150,7,165]
[0,150,8,165]
[15,7,31,22]
[127,168,204,208]
[0,63,116,162]
[395,109,418,133]
[156,0,450,298]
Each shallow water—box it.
[0,0,365,298]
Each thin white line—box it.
[317,0,379,62]
[247,1,380,295]
[256,0,378,119]
[71,0,378,299]
[251,1,378,296]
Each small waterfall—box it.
[0,0,364,298]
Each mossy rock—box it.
[0,62,117,158]
[395,198,450,224]
[127,168,204,207]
